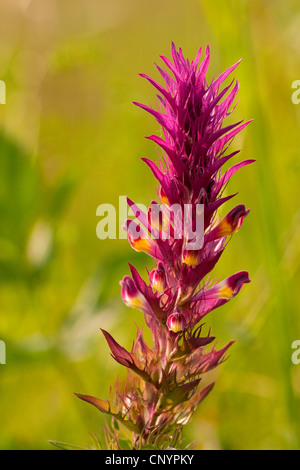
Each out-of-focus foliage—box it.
[0,0,300,450]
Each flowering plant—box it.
[75,43,253,450]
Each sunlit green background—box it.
[0,0,300,450]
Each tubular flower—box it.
[76,43,253,450]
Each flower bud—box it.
[120,276,146,309]
[149,263,167,291]
[166,311,186,333]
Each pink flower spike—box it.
[76,43,253,451]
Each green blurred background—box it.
[0,0,300,450]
